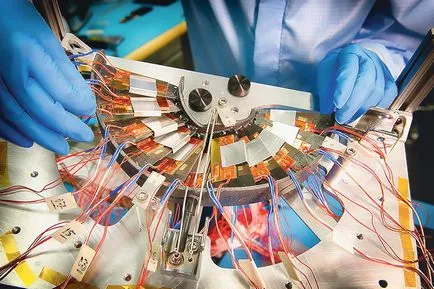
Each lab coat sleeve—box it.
[354,0,434,79]
[354,40,407,80]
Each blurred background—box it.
[59,0,193,69]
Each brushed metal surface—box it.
[0,133,420,288]
[0,58,420,289]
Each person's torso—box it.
[182,0,428,94]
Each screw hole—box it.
[124,273,132,281]
[376,136,385,143]
[12,226,21,234]
[188,257,193,262]
[231,107,239,113]
[378,280,388,288]
[30,171,39,178]
[356,233,364,240]
[74,241,82,249]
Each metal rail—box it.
[390,28,434,113]
[33,0,66,41]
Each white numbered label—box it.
[52,220,83,244]
[45,193,78,212]
[70,245,96,281]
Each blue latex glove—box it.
[0,0,95,155]
[317,43,397,123]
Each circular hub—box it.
[228,74,250,97]
[188,88,212,112]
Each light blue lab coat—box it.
[182,0,433,94]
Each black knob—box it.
[228,74,250,97]
[188,88,212,112]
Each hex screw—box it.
[136,191,148,202]
[218,97,228,106]
[346,147,356,156]
[169,252,184,266]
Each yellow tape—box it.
[39,266,99,289]
[0,141,10,186]
[105,285,167,289]
[66,282,100,289]
[39,266,67,286]
[0,232,37,286]
[125,21,187,60]
[105,286,138,289]
[397,177,417,288]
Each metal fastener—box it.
[169,252,184,266]
[218,97,228,107]
[136,191,148,202]
[151,196,159,207]
[186,238,199,254]
[11,226,21,234]
[346,147,356,156]
[124,273,132,281]
[74,240,82,248]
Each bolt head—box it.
[169,251,184,266]
[151,197,159,206]
[346,147,356,156]
[74,241,82,248]
[218,97,228,106]
[376,136,385,143]
[136,191,148,202]
[11,226,21,234]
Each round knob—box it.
[188,88,212,112]
[228,74,250,97]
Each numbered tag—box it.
[52,220,83,244]
[45,193,78,212]
[70,245,96,281]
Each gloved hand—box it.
[317,43,397,124]
[0,0,95,155]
